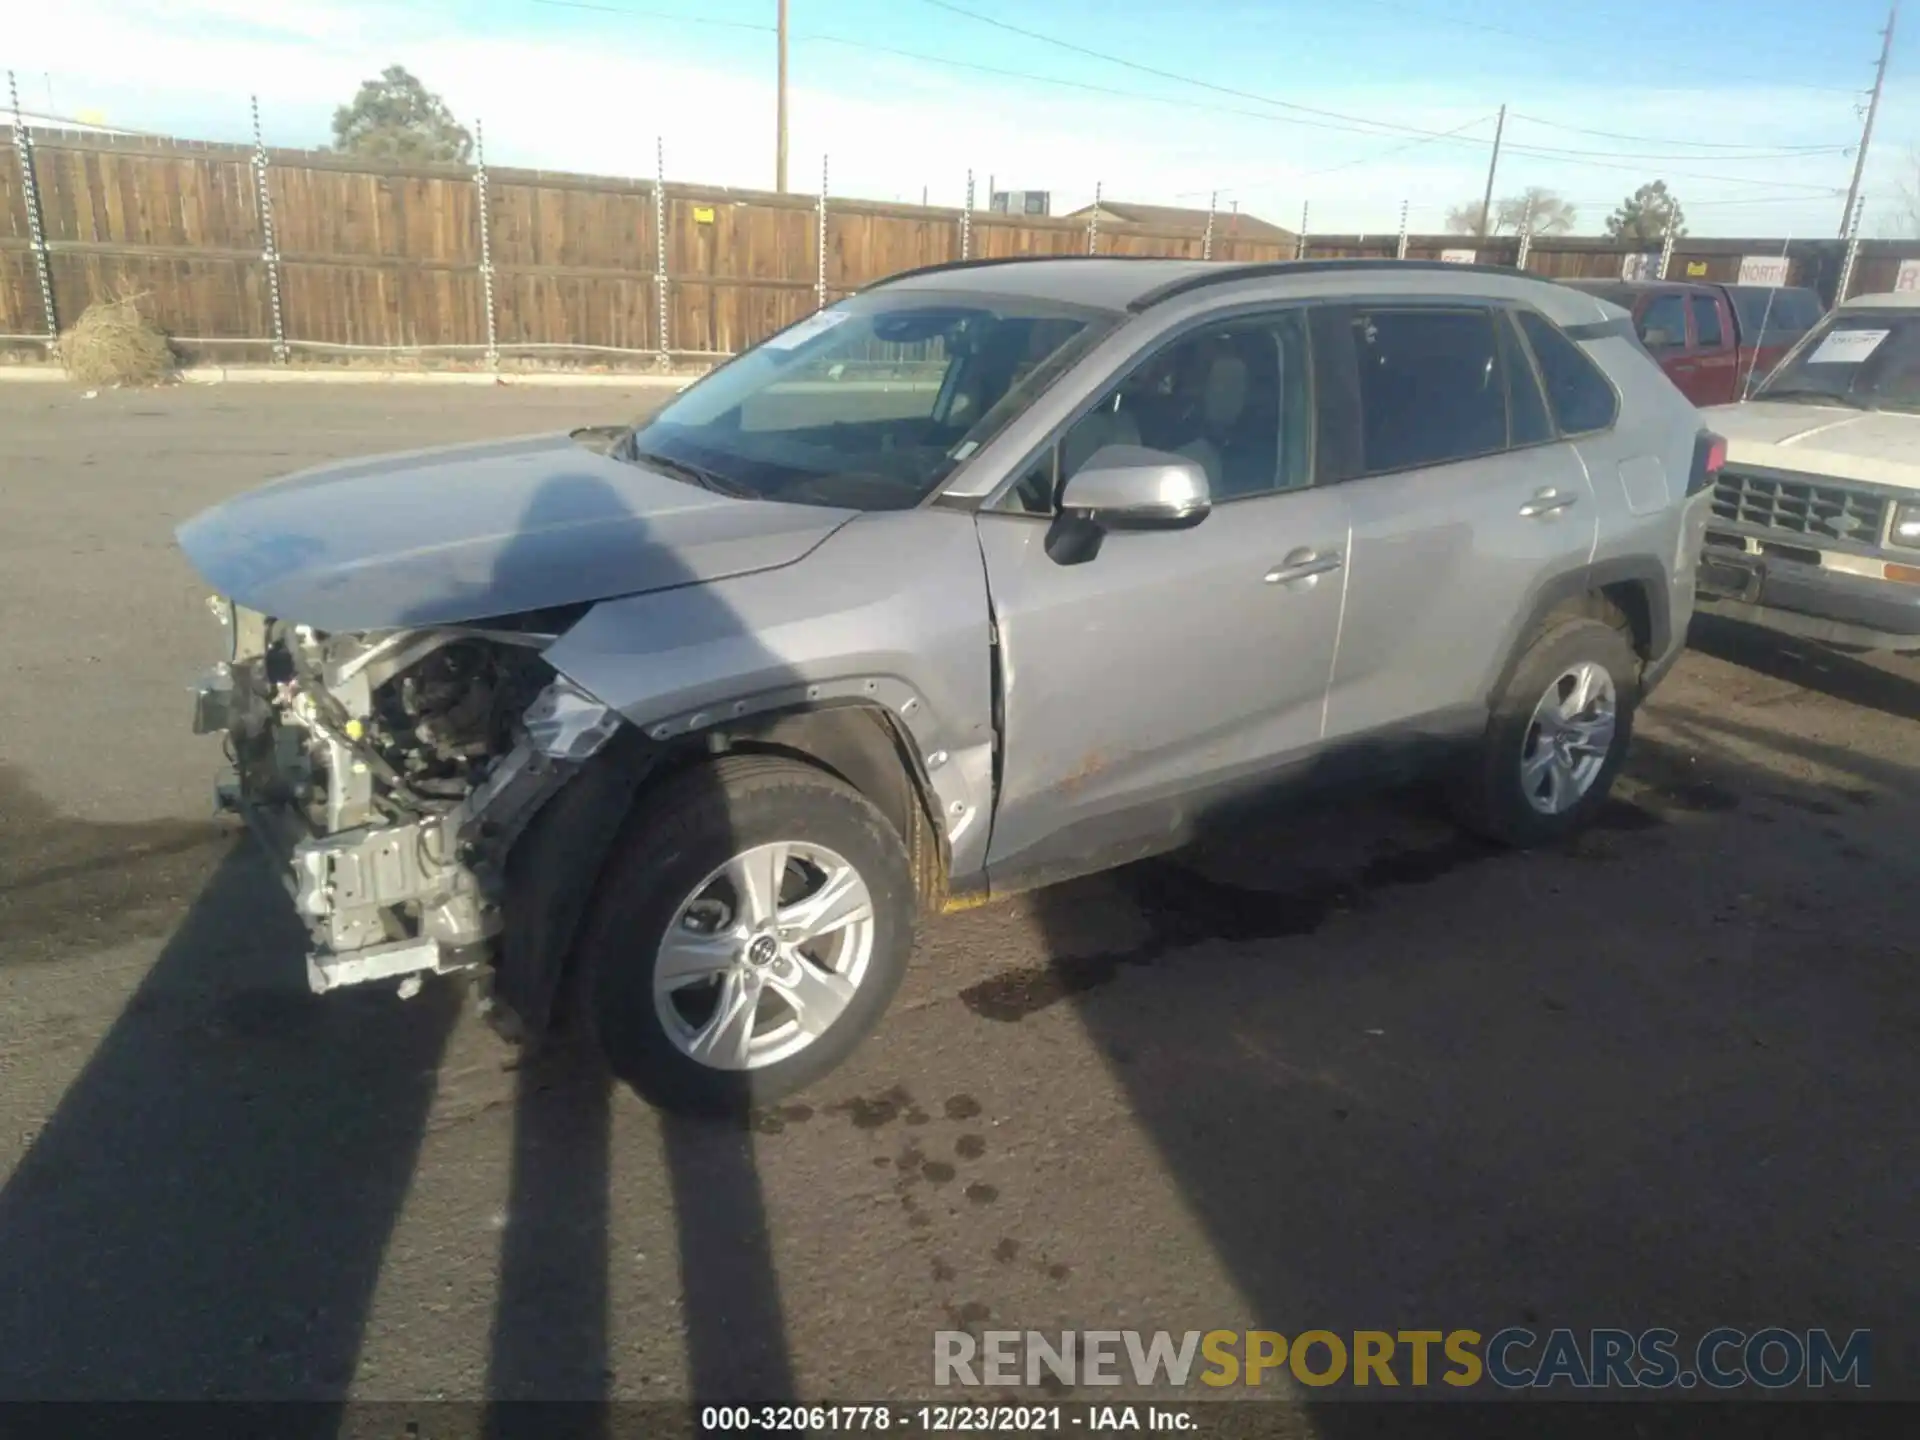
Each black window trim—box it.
[979,298,1322,517]
[1512,304,1623,440]
[1495,307,1555,452]
[1689,292,1727,351]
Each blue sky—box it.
[10,0,1914,237]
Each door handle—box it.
[1265,549,1343,584]
[1519,489,1579,518]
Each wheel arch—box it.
[489,701,946,1041]
[1485,556,1670,709]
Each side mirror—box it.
[1058,445,1211,530]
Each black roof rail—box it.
[1125,257,1550,312]
[859,252,1175,291]
[855,252,1553,308]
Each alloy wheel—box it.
[1520,661,1618,816]
[652,841,876,1070]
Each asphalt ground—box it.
[0,384,1914,1425]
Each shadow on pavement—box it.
[0,766,461,1412]
[469,472,799,1421]
[0,462,806,1414]
[1689,612,1920,723]
[1017,722,1916,1419]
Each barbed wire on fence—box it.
[0,84,1895,373]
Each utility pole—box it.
[1478,104,1506,239]
[776,0,789,193]
[1841,3,1897,237]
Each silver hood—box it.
[174,432,856,632]
[1702,400,1920,494]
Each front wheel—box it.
[1449,617,1641,846]
[577,755,916,1114]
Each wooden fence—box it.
[4,125,1915,367]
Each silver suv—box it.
[179,258,1715,1113]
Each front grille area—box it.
[1711,469,1890,548]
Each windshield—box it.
[622,291,1112,510]
[1754,310,1920,411]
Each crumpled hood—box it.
[1702,400,1920,493]
[175,432,856,632]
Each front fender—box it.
[543,508,998,881]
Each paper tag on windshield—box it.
[763,309,852,350]
[1808,328,1889,365]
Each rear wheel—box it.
[1450,616,1641,846]
[577,755,915,1114]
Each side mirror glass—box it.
[1058,445,1211,530]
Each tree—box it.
[1606,181,1686,242]
[1445,199,1492,236]
[1496,186,1576,236]
[331,65,473,165]
[1446,188,1577,236]
[1894,145,1920,237]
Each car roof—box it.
[1558,277,1712,296]
[869,255,1615,325]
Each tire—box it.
[1449,616,1642,847]
[576,754,915,1115]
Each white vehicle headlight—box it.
[1892,502,1920,550]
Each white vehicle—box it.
[1699,291,1920,652]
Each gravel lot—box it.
[0,383,1914,1418]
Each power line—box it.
[909,0,1480,142]
[909,0,1855,182]
[1305,114,1497,176]
[1346,0,1869,95]
[1510,112,1855,152]
[530,0,1856,191]
[528,0,1472,145]
[1504,139,1850,163]
[1479,142,1852,191]
[798,33,1455,142]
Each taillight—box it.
[1688,429,1727,497]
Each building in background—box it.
[1063,198,1295,244]
[990,190,1052,217]
[10,108,134,136]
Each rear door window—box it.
[1638,294,1689,351]
[1516,310,1620,436]
[1346,307,1507,474]
[1775,289,1825,334]
[1690,294,1725,349]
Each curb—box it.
[0,366,698,390]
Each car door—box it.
[1317,302,1598,744]
[1637,292,1707,403]
[1687,291,1741,404]
[973,306,1353,888]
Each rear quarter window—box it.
[1516,311,1619,436]
[1731,286,1824,342]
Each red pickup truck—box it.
[1559,279,1824,407]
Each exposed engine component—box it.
[199,609,621,995]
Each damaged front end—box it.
[192,597,621,997]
